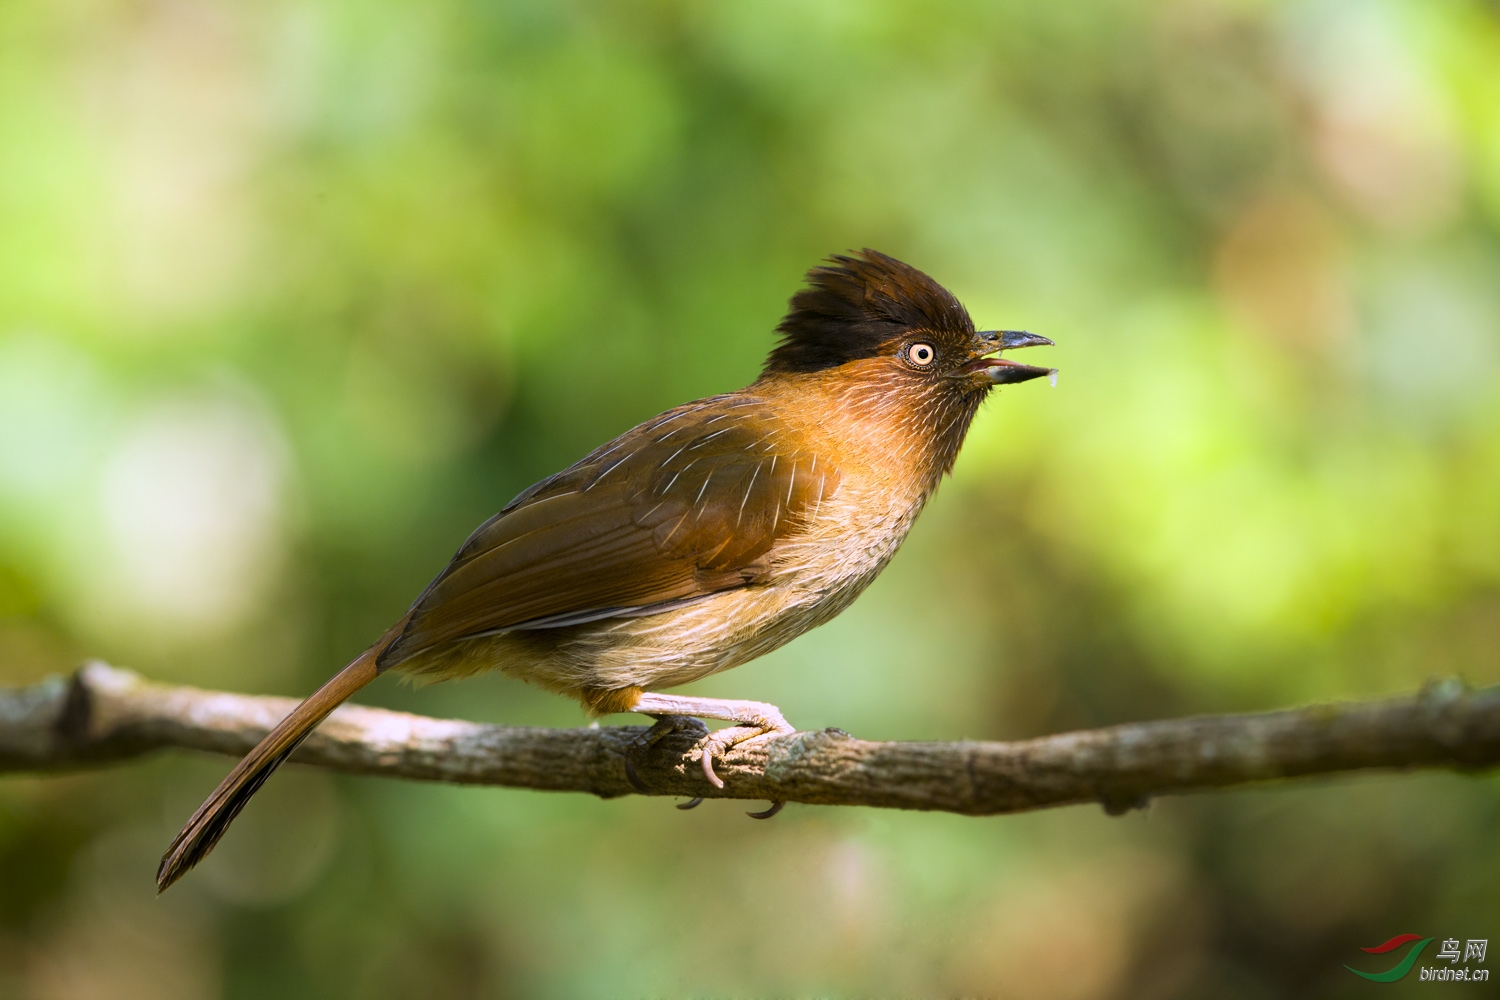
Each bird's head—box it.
[763,249,1053,389]
[760,250,1054,474]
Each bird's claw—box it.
[747,800,784,819]
[624,714,708,794]
[695,717,796,789]
[623,756,650,793]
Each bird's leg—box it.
[630,693,796,789]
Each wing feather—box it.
[380,396,837,667]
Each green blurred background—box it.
[3,0,1499,996]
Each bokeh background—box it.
[3,0,1499,996]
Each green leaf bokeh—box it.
[2,1,1499,996]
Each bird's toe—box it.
[624,714,708,793]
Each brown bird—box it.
[156,249,1054,891]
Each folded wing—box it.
[379,395,837,668]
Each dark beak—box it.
[964,330,1057,385]
[985,330,1054,351]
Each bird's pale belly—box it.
[412,484,927,699]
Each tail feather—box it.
[156,647,382,893]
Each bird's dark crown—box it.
[762,250,975,376]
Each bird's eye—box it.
[906,342,936,368]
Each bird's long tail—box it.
[156,625,403,893]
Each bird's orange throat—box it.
[753,365,986,498]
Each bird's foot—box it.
[699,718,790,818]
[624,692,797,821]
[628,691,796,790]
[623,713,707,794]
[692,713,795,790]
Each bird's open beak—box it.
[961,330,1057,385]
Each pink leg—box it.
[630,692,795,788]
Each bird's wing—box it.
[379,395,838,667]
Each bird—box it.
[156,249,1054,892]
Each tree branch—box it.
[2,662,1498,815]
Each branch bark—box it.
[2,662,1498,815]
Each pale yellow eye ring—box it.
[906,342,936,367]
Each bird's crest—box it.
[763,250,974,375]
